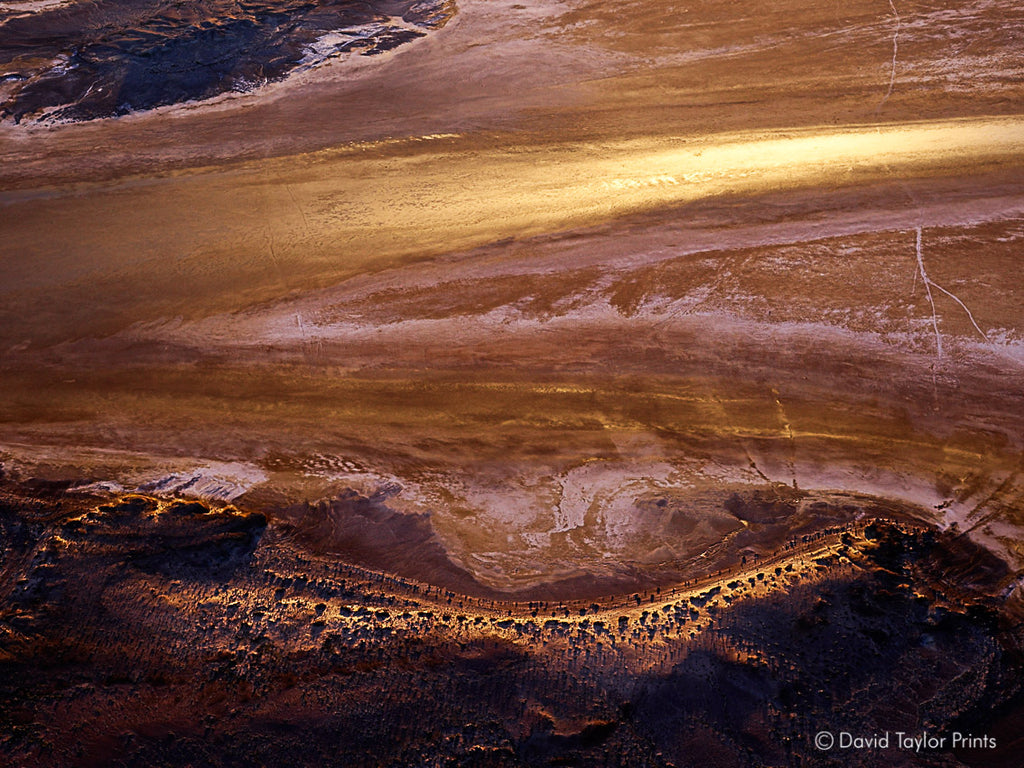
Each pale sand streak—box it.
[1,116,1021,350]
[228,116,1024,251]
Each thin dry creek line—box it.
[914,227,943,358]
[878,0,901,110]
[913,226,989,358]
[910,224,994,408]
[928,279,987,340]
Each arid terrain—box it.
[1,0,1023,765]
